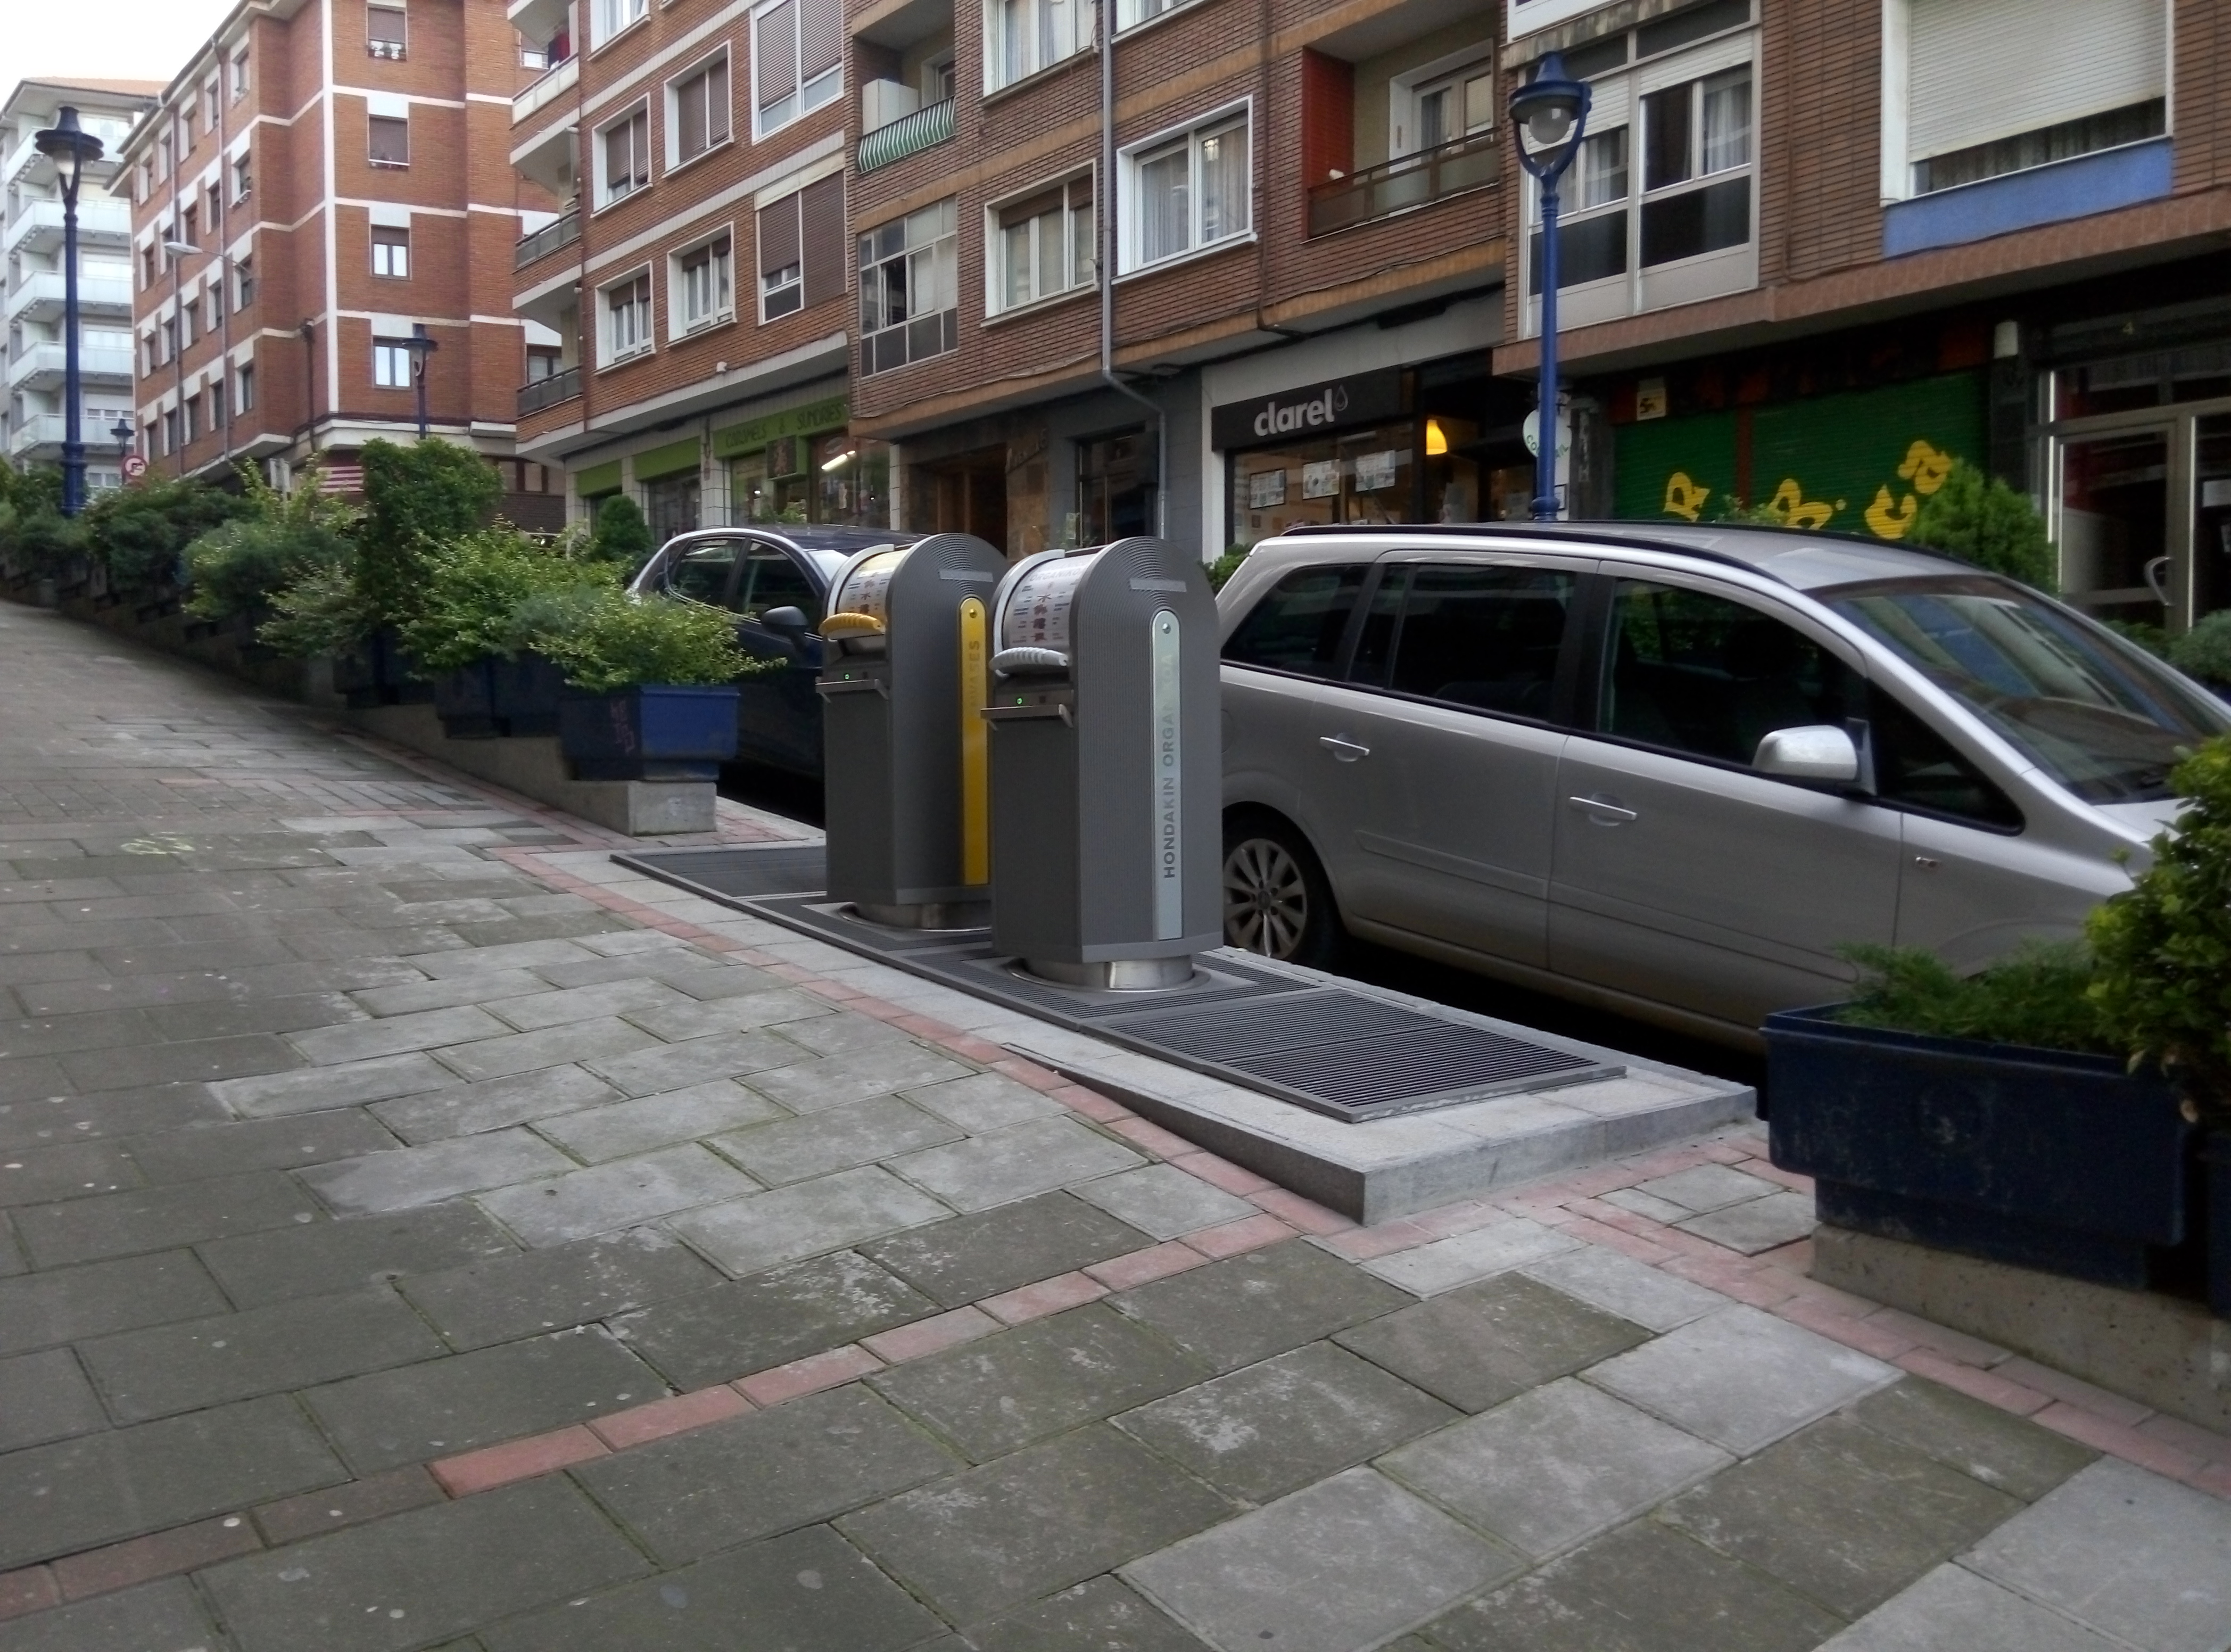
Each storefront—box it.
[1210,355,1536,549]
[711,395,890,530]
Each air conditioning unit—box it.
[861,79,921,133]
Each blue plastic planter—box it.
[434,661,500,738]
[558,685,740,780]
[1765,1005,2194,1291]
[491,653,567,736]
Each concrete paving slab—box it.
[478,1524,947,1652]
[13,1169,323,1267]
[1068,1164,1256,1240]
[861,1192,1152,1309]
[1517,1242,1740,1333]
[0,1347,109,1453]
[891,1117,1148,1212]
[1336,1274,1652,1414]
[349,969,549,1017]
[80,1287,445,1423]
[714,1094,962,1186]
[1117,1340,1457,1503]
[583,1030,804,1097]
[613,1249,936,1389]
[669,1164,952,1277]
[400,1228,723,1349]
[1961,1457,2231,1652]
[841,1424,1235,1626]
[577,1384,961,1564]
[215,1053,455,1118]
[1585,1304,1898,1453]
[437,1018,665,1085]
[0,1578,229,1652]
[286,1006,509,1067]
[1660,1415,2025,1621]
[0,1137,141,1205]
[1359,1217,1580,1295]
[0,1394,346,1568]
[0,1083,228,1150]
[620,989,833,1041]
[122,1110,399,1182]
[1633,1164,1785,1213]
[306,1325,663,1473]
[1817,1563,2123,1651]
[480,978,697,1034]
[1426,1518,1844,1652]
[475,1144,757,1247]
[365,1064,619,1143]
[902,1072,1068,1134]
[1847,1378,2096,1503]
[872,1302,1208,1460]
[747,1044,979,1113]
[1383,1377,1730,1557]
[1677,1191,1820,1254]
[1109,1240,1412,1374]
[197,1204,520,1308]
[532,1079,790,1163]
[775,1012,918,1056]
[301,1129,576,1216]
[199,1476,650,1652]
[962,1575,1210,1652]
[0,1250,232,1355]
[1123,1467,1518,1652]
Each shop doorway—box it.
[2058,429,2170,626]
[915,447,1009,551]
[642,473,701,542]
[1078,428,1158,544]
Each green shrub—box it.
[2088,735,2231,1125]
[1907,460,2056,591]
[183,461,361,621]
[1207,546,1250,592]
[354,439,504,629]
[523,590,762,693]
[2104,618,2171,659]
[586,495,656,573]
[81,474,250,593]
[257,561,376,659]
[2166,610,2231,688]
[396,528,620,672]
[1835,940,2114,1055]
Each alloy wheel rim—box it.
[1223,837,1308,958]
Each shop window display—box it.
[1232,417,1491,547]
[731,434,891,527]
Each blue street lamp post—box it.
[33,108,109,518]
[1509,56,1591,522]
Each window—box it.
[137,159,153,203]
[666,539,742,604]
[1116,0,1180,28]
[593,0,648,45]
[993,176,1092,312]
[160,316,178,362]
[737,544,818,623]
[206,284,222,330]
[140,332,155,377]
[1635,68,1750,266]
[675,233,733,331]
[373,226,410,278]
[1363,566,1575,717]
[236,256,255,307]
[158,131,172,179]
[672,55,731,165]
[141,245,156,290]
[181,205,199,251]
[757,175,846,322]
[205,81,221,129]
[753,0,841,136]
[368,114,409,167]
[206,183,222,228]
[237,363,255,411]
[600,105,650,204]
[604,271,653,360]
[526,345,563,381]
[368,5,407,59]
[373,337,416,387]
[989,0,1088,90]
[209,381,226,431]
[1126,111,1249,269]
[184,394,200,445]
[858,198,957,373]
[1401,62,1494,155]
[233,153,253,200]
[164,407,181,453]
[1221,564,1367,677]
[232,48,250,100]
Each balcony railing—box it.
[5,271,134,322]
[7,342,135,389]
[516,206,581,268]
[518,366,580,416]
[6,197,131,255]
[514,53,579,125]
[1308,129,1498,237]
[857,98,954,174]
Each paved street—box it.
[1,598,2227,1652]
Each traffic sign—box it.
[121,455,147,480]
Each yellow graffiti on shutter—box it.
[1663,472,1711,521]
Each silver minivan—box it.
[1217,522,2231,1047]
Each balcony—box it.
[1308,129,1498,237]
[514,53,579,127]
[6,271,134,323]
[8,342,135,390]
[8,413,69,456]
[519,365,580,416]
[516,206,580,268]
[857,98,953,174]
[6,197,133,256]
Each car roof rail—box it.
[1265,519,1885,582]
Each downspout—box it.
[1098,1,1165,539]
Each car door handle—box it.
[1567,794,1638,823]
[1319,734,1371,762]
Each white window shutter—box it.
[1907,0,2166,161]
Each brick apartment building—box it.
[3,79,162,494]
[117,0,563,526]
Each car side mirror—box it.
[1754,724,1860,783]
[760,606,808,634]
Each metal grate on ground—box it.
[619,845,1621,1122]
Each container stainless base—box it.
[1023,955,1196,991]
[852,901,991,931]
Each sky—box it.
[1,0,238,97]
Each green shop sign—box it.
[631,436,702,482]
[575,459,623,497]
[1613,371,1984,541]
[711,395,849,460]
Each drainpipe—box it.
[1098,1,1165,539]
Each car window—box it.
[1221,564,1367,678]
[1868,686,2022,829]
[736,546,819,623]
[1379,565,1576,717]
[1601,580,1855,766]
[666,540,743,605]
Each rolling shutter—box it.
[800,175,848,308]
[759,192,801,282]
[1908,0,2166,161]
[799,0,841,82]
[757,1,797,104]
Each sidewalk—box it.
[1,598,2226,1652]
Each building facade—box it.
[3,79,162,493]
[118,0,563,526]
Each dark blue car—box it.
[629,525,921,777]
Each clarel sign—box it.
[1210,367,1404,450]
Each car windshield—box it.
[1825,574,2229,804]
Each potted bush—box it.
[527,589,760,780]
[2167,612,2231,703]
[348,439,504,705]
[181,460,359,648]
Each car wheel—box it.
[1222,814,1342,969]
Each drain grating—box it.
[618,846,1619,1122]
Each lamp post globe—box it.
[1508,55,1590,522]
[32,107,108,518]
